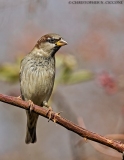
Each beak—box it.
[56,38,67,46]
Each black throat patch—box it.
[51,46,61,57]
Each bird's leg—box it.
[43,101,52,110]
[28,100,34,112]
[43,101,63,122]
[17,95,22,100]
[43,101,53,121]
[53,111,62,123]
[17,96,34,112]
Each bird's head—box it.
[34,33,67,57]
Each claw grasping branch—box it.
[0,93,124,154]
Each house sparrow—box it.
[20,33,67,144]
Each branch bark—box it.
[0,93,124,154]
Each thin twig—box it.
[77,117,122,158]
[0,93,124,154]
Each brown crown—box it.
[35,34,53,49]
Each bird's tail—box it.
[25,111,39,144]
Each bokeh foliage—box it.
[0,54,93,84]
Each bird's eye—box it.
[47,38,55,43]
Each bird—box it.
[20,33,67,144]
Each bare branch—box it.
[0,93,124,154]
[77,117,122,158]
